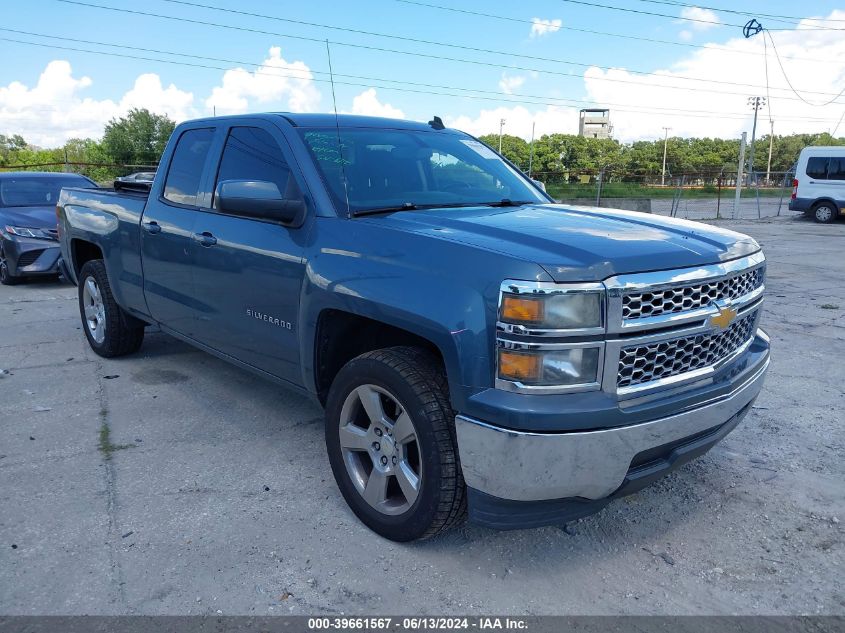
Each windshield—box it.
[298,127,548,214]
[0,175,97,208]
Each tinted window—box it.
[163,128,213,206]
[827,157,845,181]
[214,127,298,209]
[298,128,547,214]
[806,157,829,180]
[0,174,96,207]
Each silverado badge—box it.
[709,304,737,331]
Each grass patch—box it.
[545,182,786,200]
[98,409,134,460]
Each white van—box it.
[789,146,845,223]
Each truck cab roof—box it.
[183,113,460,133]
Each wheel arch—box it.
[312,308,452,407]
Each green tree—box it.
[102,108,175,166]
[478,134,530,168]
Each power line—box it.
[55,0,832,98]
[633,0,845,26]
[393,0,838,65]
[49,0,845,104]
[558,0,845,31]
[765,30,845,106]
[0,34,840,125]
[559,0,738,27]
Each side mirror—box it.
[215,179,305,225]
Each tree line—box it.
[0,108,175,183]
[478,131,845,182]
[2,109,842,184]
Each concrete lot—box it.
[1,214,843,616]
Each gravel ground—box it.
[0,214,843,616]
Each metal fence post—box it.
[595,169,604,207]
[734,132,747,219]
[716,174,722,219]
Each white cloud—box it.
[678,30,693,42]
[530,18,562,38]
[446,105,579,141]
[205,46,320,115]
[0,60,194,147]
[582,10,845,142]
[498,73,526,95]
[680,6,720,31]
[346,88,405,119]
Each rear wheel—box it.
[325,346,466,541]
[78,259,145,357]
[813,201,838,224]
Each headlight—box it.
[5,226,54,240]
[499,286,603,331]
[498,346,601,388]
[496,280,606,393]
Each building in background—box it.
[578,108,612,139]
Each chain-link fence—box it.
[537,170,797,220]
[2,161,798,220]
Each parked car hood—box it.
[367,203,760,281]
[0,205,58,229]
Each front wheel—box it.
[325,347,466,541]
[813,202,839,224]
[78,259,145,357]
[0,245,20,286]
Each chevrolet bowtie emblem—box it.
[709,304,737,331]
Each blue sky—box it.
[2,0,844,146]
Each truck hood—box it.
[367,203,760,281]
[0,205,58,229]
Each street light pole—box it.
[661,127,671,186]
[747,96,766,179]
[498,118,506,154]
[528,120,535,178]
[766,119,775,185]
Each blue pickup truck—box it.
[58,114,770,541]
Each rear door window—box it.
[806,156,829,180]
[163,128,214,206]
[827,157,845,181]
[213,127,299,214]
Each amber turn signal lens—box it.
[498,350,542,382]
[501,296,544,323]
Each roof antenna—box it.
[428,115,445,130]
[326,39,351,219]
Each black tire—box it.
[0,245,20,286]
[325,346,466,541]
[812,201,839,224]
[78,259,145,357]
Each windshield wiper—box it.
[353,202,419,216]
[482,199,534,207]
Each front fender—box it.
[298,218,550,411]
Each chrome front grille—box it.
[622,266,764,321]
[617,310,758,389]
[604,252,766,397]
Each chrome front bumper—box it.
[456,337,769,502]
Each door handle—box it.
[192,231,217,247]
[142,220,162,234]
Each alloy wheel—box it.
[82,276,106,344]
[338,384,422,516]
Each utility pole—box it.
[528,120,535,178]
[747,96,766,181]
[661,127,671,186]
[766,119,775,185]
[734,132,747,219]
[498,118,506,154]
